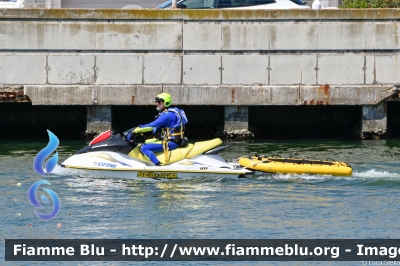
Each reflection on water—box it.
[1,138,400,264]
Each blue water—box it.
[1,138,400,265]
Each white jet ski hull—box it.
[60,151,252,180]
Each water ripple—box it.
[2,138,400,264]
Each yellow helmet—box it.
[155,93,172,107]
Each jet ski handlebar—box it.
[123,127,155,141]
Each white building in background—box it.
[2,0,339,8]
[22,0,160,8]
[0,0,25,8]
[0,0,142,8]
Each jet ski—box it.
[60,129,254,180]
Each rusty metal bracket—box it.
[0,85,31,102]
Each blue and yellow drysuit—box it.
[132,110,181,166]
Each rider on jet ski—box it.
[126,93,187,166]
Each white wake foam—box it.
[352,169,400,179]
[256,169,400,181]
[51,164,98,178]
[257,173,337,181]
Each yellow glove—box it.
[134,127,154,133]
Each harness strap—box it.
[163,128,170,162]
[160,109,185,162]
[169,132,185,137]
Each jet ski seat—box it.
[186,138,223,158]
[127,138,223,165]
[128,142,194,165]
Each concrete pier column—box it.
[218,106,254,140]
[86,106,111,139]
[361,102,387,140]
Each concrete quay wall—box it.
[1,9,400,139]
[0,9,399,106]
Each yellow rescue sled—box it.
[239,155,352,176]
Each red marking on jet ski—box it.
[89,130,111,146]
